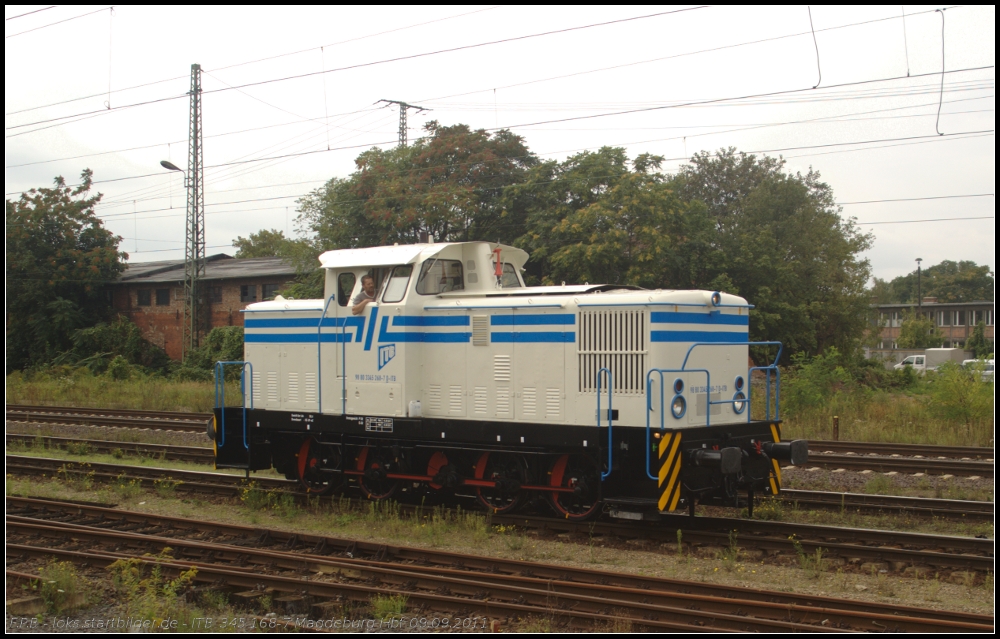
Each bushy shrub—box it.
[929,361,994,426]
[106,355,133,381]
[782,348,851,414]
[70,316,170,373]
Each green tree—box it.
[512,148,723,287]
[668,148,874,358]
[965,321,992,358]
[233,228,293,258]
[873,260,994,303]
[6,170,127,371]
[298,122,537,249]
[896,309,944,348]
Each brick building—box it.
[868,298,994,365]
[113,254,297,360]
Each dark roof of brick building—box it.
[118,254,297,283]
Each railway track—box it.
[5,404,210,433]
[6,433,214,463]
[7,455,993,573]
[6,496,993,632]
[779,489,994,521]
[802,453,994,477]
[8,434,995,522]
[809,440,994,460]
[9,405,996,476]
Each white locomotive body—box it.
[214,241,805,519]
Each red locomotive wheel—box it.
[473,452,527,514]
[357,447,402,500]
[548,454,601,520]
[296,437,342,495]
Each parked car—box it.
[961,358,995,382]
[894,348,966,374]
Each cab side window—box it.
[382,265,412,303]
[491,262,522,288]
[337,272,356,307]
[416,259,464,295]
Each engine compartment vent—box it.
[578,310,646,394]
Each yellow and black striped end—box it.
[657,432,683,512]
[768,423,782,495]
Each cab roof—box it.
[318,241,528,270]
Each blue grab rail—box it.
[596,367,613,480]
[316,295,336,415]
[643,341,782,481]
[214,361,253,450]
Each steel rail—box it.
[780,489,994,520]
[5,457,993,574]
[8,433,995,521]
[803,453,993,477]
[6,500,992,633]
[5,406,208,433]
[6,518,832,632]
[6,404,212,421]
[6,434,214,463]
[809,439,994,460]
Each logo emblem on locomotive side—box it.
[378,344,396,370]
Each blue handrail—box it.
[316,295,336,414]
[643,341,783,480]
[214,360,253,450]
[596,367,613,480]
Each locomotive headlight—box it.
[671,395,686,419]
[732,391,747,414]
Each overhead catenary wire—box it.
[84,97,998,211]
[479,66,995,132]
[9,78,990,172]
[8,65,993,197]
[85,129,994,225]
[935,9,947,135]
[6,6,56,21]
[4,6,707,133]
[5,5,111,39]
[415,5,963,104]
[808,6,822,89]
[3,6,502,116]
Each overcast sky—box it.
[5,5,995,282]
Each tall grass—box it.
[6,368,238,413]
[762,352,994,447]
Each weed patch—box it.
[790,536,826,578]
[39,560,86,613]
[370,593,407,620]
[108,552,199,627]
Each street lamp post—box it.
[916,257,923,311]
[160,160,194,362]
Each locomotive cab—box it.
[214,241,806,519]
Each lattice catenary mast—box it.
[377,99,431,147]
[183,63,205,360]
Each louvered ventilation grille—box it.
[578,310,646,394]
[428,385,442,412]
[304,373,317,404]
[251,372,261,405]
[474,387,488,415]
[449,385,464,414]
[494,355,511,382]
[522,387,536,416]
[472,315,489,346]
[287,372,299,404]
[266,371,279,403]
